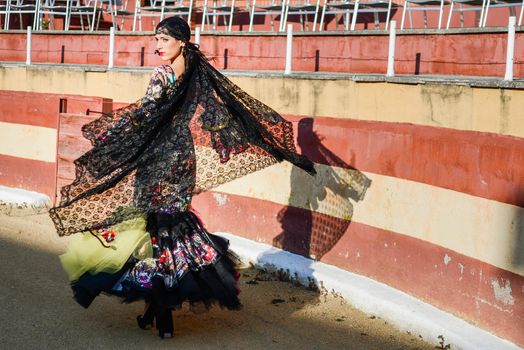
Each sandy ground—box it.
[0,205,436,349]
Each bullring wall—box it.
[0,64,522,346]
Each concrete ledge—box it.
[1,62,523,89]
[217,232,523,350]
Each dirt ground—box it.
[0,205,436,349]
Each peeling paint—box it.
[443,254,452,265]
[474,296,493,307]
[212,192,229,206]
[491,279,515,306]
[458,263,465,274]
[475,296,514,314]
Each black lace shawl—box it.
[49,44,316,236]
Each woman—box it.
[50,17,315,339]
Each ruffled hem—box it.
[66,212,241,311]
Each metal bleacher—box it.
[0,0,522,30]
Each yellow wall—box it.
[1,65,523,138]
[0,121,57,162]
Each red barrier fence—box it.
[1,29,524,77]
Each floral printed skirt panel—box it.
[62,211,241,310]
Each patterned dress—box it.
[60,65,241,311]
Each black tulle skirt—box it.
[68,211,241,312]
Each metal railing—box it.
[18,17,519,81]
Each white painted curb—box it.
[217,232,523,350]
[0,185,50,207]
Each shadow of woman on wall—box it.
[273,117,372,261]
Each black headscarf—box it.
[49,17,316,236]
[155,16,191,42]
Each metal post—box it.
[26,26,32,65]
[285,24,293,75]
[195,26,201,46]
[228,0,235,32]
[386,20,396,77]
[437,0,444,29]
[504,16,516,81]
[108,27,115,69]
[350,0,360,31]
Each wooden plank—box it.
[58,113,98,136]
[57,134,92,158]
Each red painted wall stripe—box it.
[0,92,59,129]
[0,154,56,200]
[0,91,112,128]
[283,115,524,207]
[192,191,524,346]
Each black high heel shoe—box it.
[136,304,155,330]
[156,308,174,339]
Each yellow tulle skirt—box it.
[60,216,153,281]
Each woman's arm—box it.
[76,66,176,180]
[82,66,171,144]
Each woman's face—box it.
[155,33,184,63]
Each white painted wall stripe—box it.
[0,121,57,162]
[215,162,524,276]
